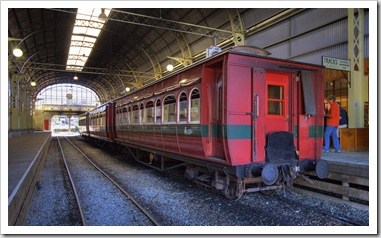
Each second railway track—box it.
[26,134,368,227]
[57,136,160,226]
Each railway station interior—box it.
[2,2,377,234]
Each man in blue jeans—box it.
[323,95,340,153]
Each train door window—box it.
[190,88,200,122]
[145,101,154,124]
[132,105,139,124]
[155,99,162,123]
[163,95,176,123]
[178,92,188,123]
[217,79,223,123]
[267,84,284,116]
[122,107,128,125]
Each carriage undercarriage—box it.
[184,164,299,200]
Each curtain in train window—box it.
[267,85,284,116]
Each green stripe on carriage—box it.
[225,125,251,139]
[308,125,324,138]
[115,124,251,139]
[201,125,251,139]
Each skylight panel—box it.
[66,8,111,71]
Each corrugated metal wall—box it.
[243,8,369,65]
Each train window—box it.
[132,105,139,124]
[145,101,154,124]
[127,106,132,125]
[140,104,144,124]
[122,107,128,125]
[163,95,176,123]
[155,99,162,123]
[267,84,284,115]
[190,89,200,122]
[178,92,188,122]
[116,109,120,126]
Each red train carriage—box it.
[79,102,115,143]
[79,46,328,200]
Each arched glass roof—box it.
[35,83,100,107]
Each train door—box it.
[212,76,225,158]
[265,71,291,134]
[203,65,225,160]
[106,103,115,140]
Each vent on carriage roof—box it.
[66,8,111,72]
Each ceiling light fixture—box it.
[98,8,108,21]
[73,75,79,80]
[30,81,36,87]
[13,48,23,57]
[166,64,174,72]
[125,87,131,92]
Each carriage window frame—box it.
[178,91,188,123]
[127,106,132,125]
[163,94,177,123]
[155,98,162,124]
[190,88,200,123]
[131,104,140,124]
[144,100,155,124]
[139,103,144,124]
[122,106,129,125]
[266,83,285,117]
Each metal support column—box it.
[347,8,367,128]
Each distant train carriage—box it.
[78,113,89,135]
[79,46,328,200]
[79,102,115,142]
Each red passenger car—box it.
[79,46,328,199]
[79,102,115,142]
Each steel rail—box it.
[56,136,87,226]
[276,193,367,226]
[63,136,161,226]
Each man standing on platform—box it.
[337,102,348,140]
[323,95,341,153]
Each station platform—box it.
[322,150,369,165]
[7,131,51,225]
[321,150,369,177]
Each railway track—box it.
[273,191,367,226]
[56,136,161,226]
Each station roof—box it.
[7,5,295,102]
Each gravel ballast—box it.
[25,135,370,234]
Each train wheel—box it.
[259,183,276,196]
[223,181,244,200]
